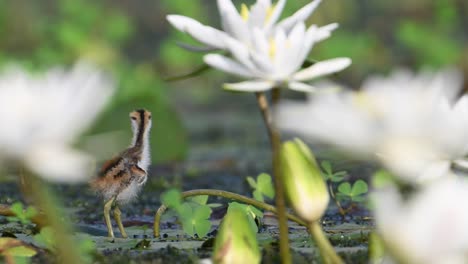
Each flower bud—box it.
[212,206,260,264]
[281,138,330,222]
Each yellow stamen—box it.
[241,4,249,21]
[265,4,275,23]
[351,91,380,116]
[269,38,276,59]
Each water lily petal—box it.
[223,80,274,92]
[167,15,228,49]
[204,54,254,78]
[288,82,318,93]
[315,23,338,42]
[26,144,93,183]
[293,58,351,81]
[264,0,286,32]
[277,0,321,32]
[217,0,250,43]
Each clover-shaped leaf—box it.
[7,202,38,225]
[161,189,182,211]
[320,161,347,183]
[247,173,275,202]
[179,203,212,238]
[337,180,368,202]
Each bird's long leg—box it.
[104,197,116,238]
[113,205,128,238]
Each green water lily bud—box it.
[212,206,260,264]
[282,138,330,222]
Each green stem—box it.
[255,91,290,263]
[308,221,343,264]
[23,171,82,264]
[327,182,346,216]
[153,189,307,237]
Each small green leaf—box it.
[161,189,182,210]
[181,218,195,237]
[252,190,264,202]
[188,195,208,205]
[246,177,257,189]
[351,196,366,203]
[321,161,332,175]
[246,205,263,219]
[257,173,274,199]
[33,227,55,250]
[351,180,368,196]
[10,202,24,216]
[194,219,211,238]
[193,205,212,220]
[25,207,38,219]
[178,203,193,220]
[338,182,352,195]
[372,170,395,189]
[6,216,19,223]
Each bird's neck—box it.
[131,125,151,170]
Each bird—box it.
[90,109,152,238]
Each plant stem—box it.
[23,171,82,264]
[308,221,343,264]
[255,91,290,264]
[153,189,307,237]
[327,182,346,216]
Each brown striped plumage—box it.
[90,109,152,238]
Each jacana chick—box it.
[90,109,152,238]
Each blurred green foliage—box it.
[0,0,187,164]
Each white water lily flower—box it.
[167,0,325,50]
[204,22,351,92]
[374,178,468,264]
[276,68,468,183]
[0,61,114,183]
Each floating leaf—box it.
[179,203,195,237]
[161,189,182,210]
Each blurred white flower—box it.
[276,68,468,183]
[374,178,468,264]
[0,61,114,183]
[167,0,325,50]
[204,22,350,92]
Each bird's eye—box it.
[148,115,152,120]
[131,116,137,120]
